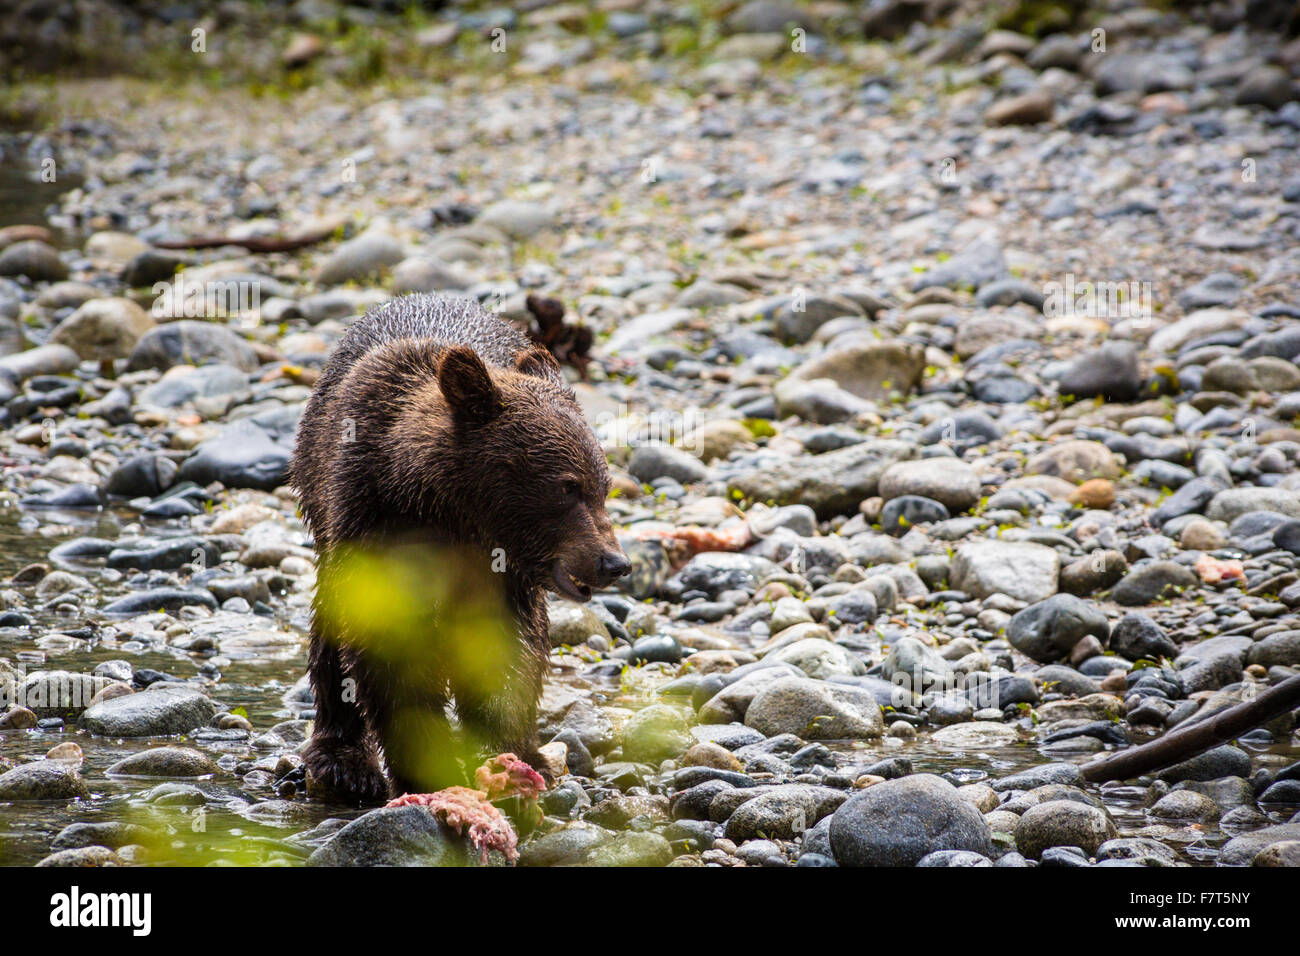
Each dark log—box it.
[1080,673,1300,783]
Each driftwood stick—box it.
[1080,673,1300,783]
[153,225,336,254]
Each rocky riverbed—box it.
[1,0,1300,868]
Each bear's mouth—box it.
[552,566,592,602]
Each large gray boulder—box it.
[829,774,992,866]
[308,805,503,866]
[79,684,217,737]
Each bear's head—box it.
[434,344,630,601]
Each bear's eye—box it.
[562,480,583,498]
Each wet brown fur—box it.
[290,294,624,802]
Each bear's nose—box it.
[598,551,632,581]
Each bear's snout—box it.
[596,550,632,584]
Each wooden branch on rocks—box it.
[153,224,336,254]
[1080,673,1300,784]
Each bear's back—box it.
[327,294,534,377]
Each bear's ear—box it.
[515,346,561,380]
[438,346,499,424]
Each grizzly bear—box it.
[290,293,630,802]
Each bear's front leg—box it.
[453,647,554,785]
[361,668,458,798]
[302,637,388,804]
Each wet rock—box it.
[1179,652,1244,695]
[882,636,953,693]
[79,683,217,737]
[985,89,1055,126]
[1110,612,1177,661]
[1057,342,1142,402]
[1235,65,1297,110]
[730,439,916,519]
[696,663,805,723]
[107,746,218,777]
[1112,561,1198,606]
[583,794,669,829]
[0,239,68,281]
[917,849,993,867]
[0,344,80,381]
[1097,837,1182,866]
[950,540,1059,603]
[1149,790,1220,821]
[16,671,115,719]
[1059,550,1127,595]
[1007,594,1109,663]
[1252,841,1300,867]
[745,677,884,740]
[932,721,1019,747]
[22,484,104,510]
[911,237,1007,293]
[582,831,673,867]
[476,200,555,240]
[308,805,501,866]
[518,822,612,866]
[724,784,846,841]
[1157,746,1252,784]
[1245,630,1300,668]
[315,231,406,285]
[0,761,90,800]
[103,454,179,498]
[49,297,154,361]
[1026,440,1121,484]
[768,638,863,679]
[784,340,926,402]
[773,293,863,343]
[627,443,707,484]
[101,588,218,615]
[178,419,292,491]
[37,847,121,867]
[127,320,260,372]
[548,600,609,647]
[830,774,993,867]
[1219,823,1300,866]
[1015,800,1117,859]
[0,707,38,729]
[621,704,691,763]
[990,763,1082,792]
[878,458,980,513]
[52,821,154,850]
[629,633,682,665]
